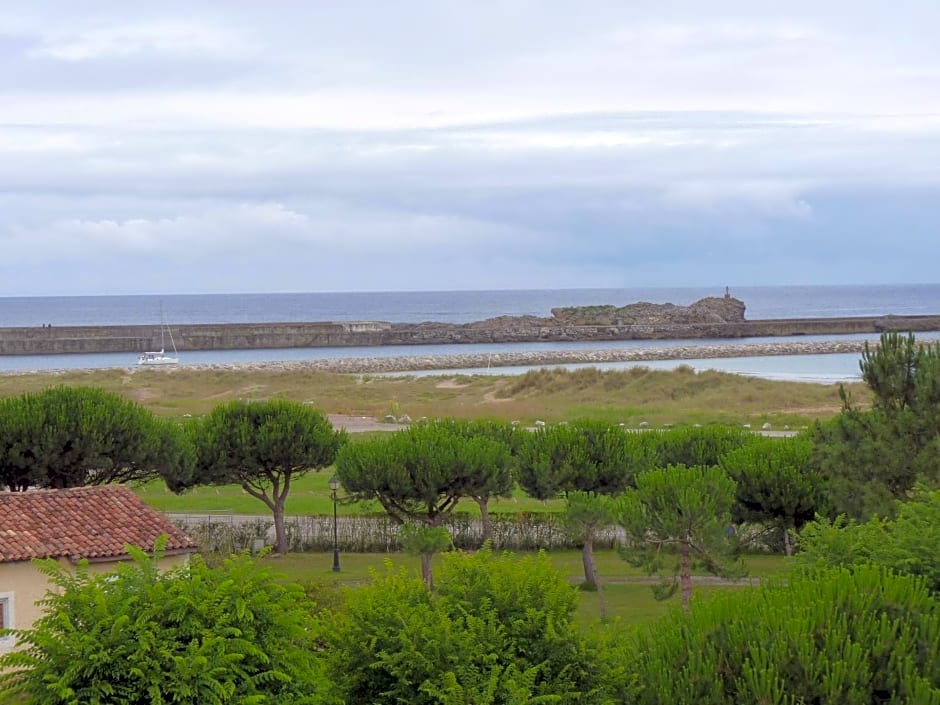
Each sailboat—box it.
[138,305,179,366]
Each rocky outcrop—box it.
[548,296,746,326]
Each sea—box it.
[2,284,939,382]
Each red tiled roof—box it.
[0,485,196,563]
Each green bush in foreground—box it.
[629,565,940,704]
[0,543,330,705]
[324,548,629,705]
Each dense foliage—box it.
[0,386,180,491]
[811,332,940,519]
[721,436,824,553]
[324,548,628,705]
[629,566,940,704]
[420,419,517,541]
[794,488,940,592]
[0,544,330,705]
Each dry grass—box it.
[0,364,867,427]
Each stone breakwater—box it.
[126,339,871,376]
[3,314,940,355]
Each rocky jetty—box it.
[428,296,746,332]
[113,338,872,376]
[3,295,940,356]
[548,296,746,326]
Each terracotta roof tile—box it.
[0,485,196,563]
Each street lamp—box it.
[329,476,341,572]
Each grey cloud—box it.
[2,1,940,294]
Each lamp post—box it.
[329,476,341,572]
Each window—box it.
[0,592,14,647]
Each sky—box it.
[2,0,939,295]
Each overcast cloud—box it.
[1,0,939,295]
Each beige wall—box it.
[0,552,190,655]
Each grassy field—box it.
[137,472,561,515]
[0,363,866,427]
[261,549,789,628]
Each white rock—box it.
[534,419,546,427]
[761,422,772,430]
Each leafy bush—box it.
[324,549,628,705]
[0,542,330,705]
[630,565,940,704]
[794,488,940,592]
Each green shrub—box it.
[795,488,940,592]
[0,542,330,705]
[324,549,628,705]
[629,565,940,704]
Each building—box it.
[0,485,196,652]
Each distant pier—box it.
[1,314,940,356]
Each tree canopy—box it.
[618,464,738,612]
[515,420,650,588]
[0,386,179,491]
[721,436,824,554]
[183,399,346,554]
[811,332,940,519]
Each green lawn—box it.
[259,549,789,628]
[136,473,562,516]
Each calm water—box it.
[2,284,939,327]
[1,284,938,380]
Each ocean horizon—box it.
[2,283,940,328]
[1,283,938,380]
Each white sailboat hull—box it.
[138,350,179,366]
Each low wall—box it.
[1,315,939,356]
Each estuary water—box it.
[1,284,938,381]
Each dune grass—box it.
[0,364,865,428]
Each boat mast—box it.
[159,301,166,352]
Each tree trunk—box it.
[581,528,607,619]
[476,497,493,545]
[581,528,597,588]
[680,537,692,614]
[421,552,434,591]
[273,499,288,554]
[783,526,794,556]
